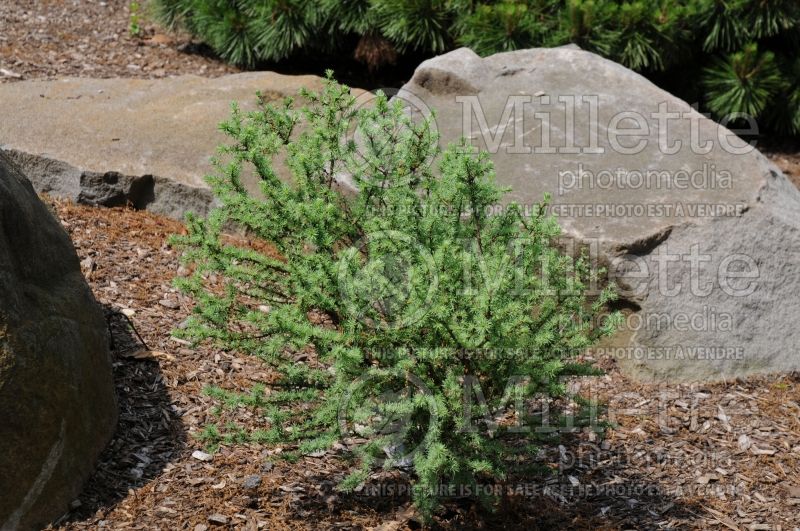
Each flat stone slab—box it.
[0,72,333,218]
[398,47,800,382]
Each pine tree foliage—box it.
[702,43,784,119]
[697,1,800,132]
[454,2,549,55]
[171,75,622,516]
[154,0,800,136]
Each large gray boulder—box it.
[0,73,357,219]
[0,153,117,530]
[398,47,800,381]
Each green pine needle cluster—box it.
[171,73,622,517]
[154,0,800,136]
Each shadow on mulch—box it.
[53,305,186,526]
[281,436,703,530]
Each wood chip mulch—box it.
[0,0,236,83]
[768,152,800,191]
[37,197,799,530]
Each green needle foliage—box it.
[154,0,800,137]
[171,74,621,517]
[455,2,551,55]
[702,43,785,119]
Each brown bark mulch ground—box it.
[0,0,237,82]
[41,198,800,530]
[768,153,800,191]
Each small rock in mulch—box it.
[191,450,213,462]
[207,514,228,525]
[243,475,262,490]
[158,299,180,310]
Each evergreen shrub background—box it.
[154,0,800,136]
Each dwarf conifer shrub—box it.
[171,74,621,517]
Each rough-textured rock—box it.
[0,73,338,219]
[0,153,117,530]
[399,47,800,381]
